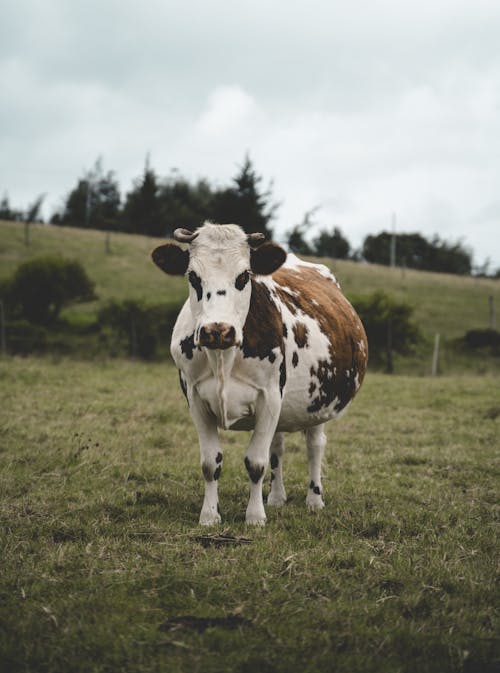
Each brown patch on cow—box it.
[292,322,309,348]
[272,265,368,413]
[242,279,284,363]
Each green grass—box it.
[1,357,499,672]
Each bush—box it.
[463,328,500,355]
[4,320,48,354]
[97,300,180,359]
[7,256,96,325]
[350,290,421,370]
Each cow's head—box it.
[152,222,286,349]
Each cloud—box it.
[1,0,500,267]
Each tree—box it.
[362,231,472,275]
[209,155,278,238]
[0,194,22,221]
[158,175,214,237]
[122,160,163,236]
[312,226,350,259]
[54,158,121,231]
[7,257,96,325]
[285,208,319,255]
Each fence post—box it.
[431,333,440,376]
[0,299,6,356]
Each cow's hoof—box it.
[306,494,325,510]
[267,492,287,507]
[245,516,266,526]
[199,510,222,526]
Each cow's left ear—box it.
[250,242,287,275]
[152,243,189,275]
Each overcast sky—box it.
[1,0,499,270]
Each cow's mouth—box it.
[199,323,237,350]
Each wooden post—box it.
[386,317,394,374]
[0,299,6,356]
[431,333,440,376]
[489,295,496,330]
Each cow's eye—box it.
[188,271,203,301]
[235,270,250,291]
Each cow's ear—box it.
[250,243,287,275]
[152,244,189,276]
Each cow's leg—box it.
[190,391,223,526]
[245,392,281,525]
[305,424,326,509]
[267,432,287,506]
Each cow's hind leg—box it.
[305,424,326,509]
[267,432,287,506]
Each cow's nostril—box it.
[199,323,236,350]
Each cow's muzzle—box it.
[199,323,236,350]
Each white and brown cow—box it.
[152,222,367,525]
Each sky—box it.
[1,0,499,271]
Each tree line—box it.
[1,155,491,276]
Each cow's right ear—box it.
[151,244,189,275]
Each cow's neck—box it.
[205,348,237,430]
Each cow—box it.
[152,222,368,525]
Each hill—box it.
[1,220,499,371]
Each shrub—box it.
[4,320,48,354]
[8,256,96,325]
[463,328,500,355]
[97,300,180,359]
[350,290,421,370]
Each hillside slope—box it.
[1,220,498,345]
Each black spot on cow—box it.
[202,462,213,482]
[213,465,222,481]
[270,453,279,470]
[279,359,287,396]
[216,452,223,464]
[244,457,264,484]
[188,271,203,301]
[282,323,288,338]
[180,333,196,360]
[292,351,299,368]
[178,371,188,401]
[269,351,276,363]
[206,291,211,300]
[235,270,250,291]
[309,480,321,495]
[217,290,226,296]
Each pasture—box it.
[1,356,498,672]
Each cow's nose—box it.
[199,323,236,350]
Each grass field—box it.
[1,356,498,673]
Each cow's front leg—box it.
[245,391,281,525]
[190,390,223,526]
